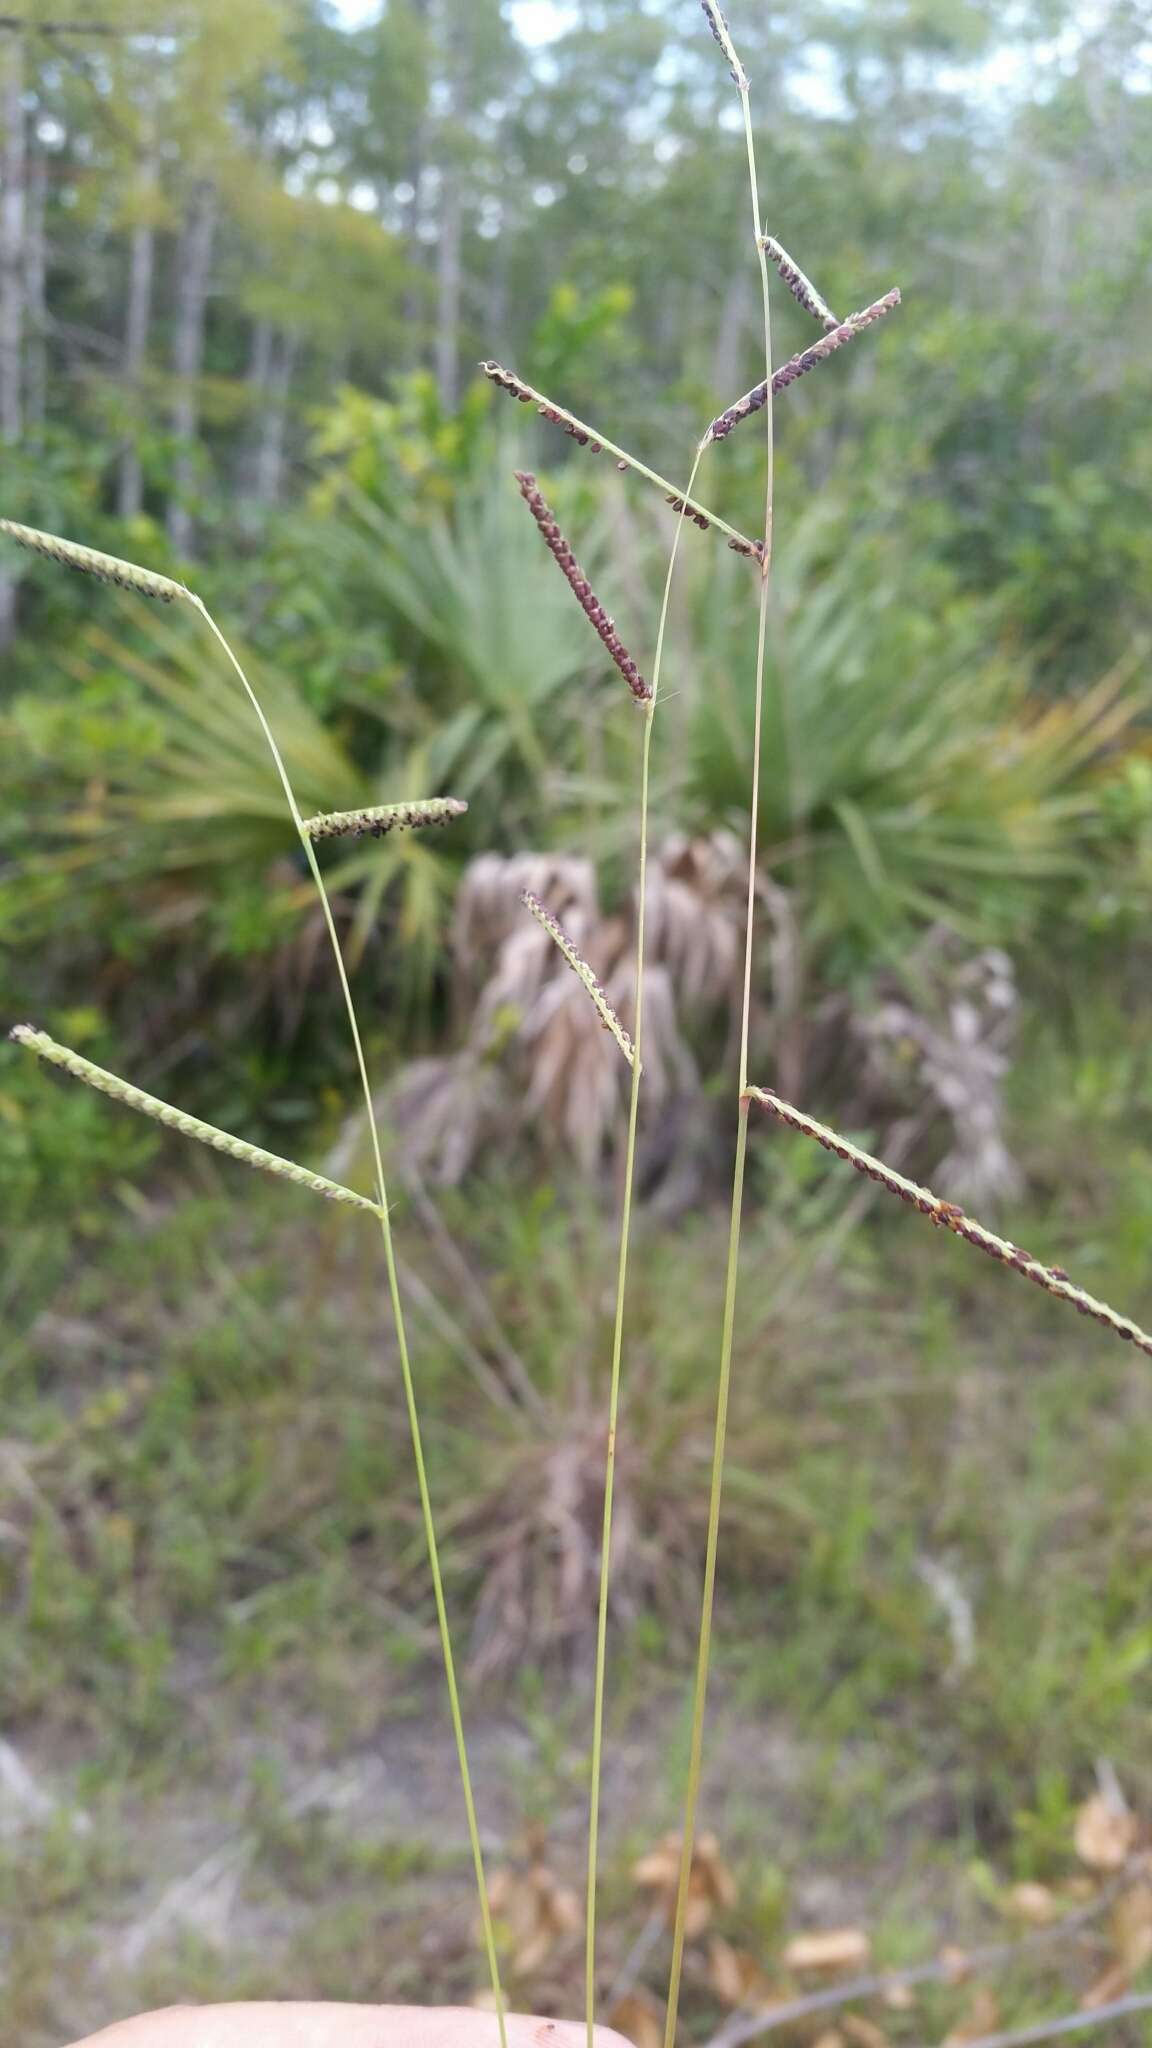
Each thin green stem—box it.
[661,1098,750,2047]
[663,41,776,2048]
[193,601,508,2047]
[585,443,707,2048]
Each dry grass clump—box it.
[463,1398,697,1682]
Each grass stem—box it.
[193,600,509,2047]
[585,443,707,2048]
[663,23,776,2041]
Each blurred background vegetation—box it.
[3,1,1152,2041]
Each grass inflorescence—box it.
[520,891,637,1066]
[0,516,186,601]
[303,799,468,840]
[761,235,840,329]
[709,288,901,440]
[10,1026,383,1215]
[745,1084,1152,1356]
[514,473,651,702]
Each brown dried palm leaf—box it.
[391,840,750,1182]
[856,931,1021,1208]
[647,830,745,1012]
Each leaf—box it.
[480,1846,582,1979]
[1113,1881,1152,1973]
[783,1927,872,1973]
[632,1829,737,1934]
[883,1982,916,2011]
[707,1935,779,2010]
[844,2016,891,2048]
[1007,1881,1060,1925]
[942,1987,1000,2044]
[608,1991,663,2048]
[1074,1792,1138,1870]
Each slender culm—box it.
[10,1026,382,1214]
[745,1086,1152,1358]
[761,235,839,330]
[0,516,185,602]
[709,288,901,440]
[662,4,775,2043]
[304,798,468,840]
[579,439,709,2048]
[521,890,637,1064]
[514,473,651,703]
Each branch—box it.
[0,16,132,32]
[932,1994,1152,2048]
[745,1085,1152,1357]
[701,1867,1145,2048]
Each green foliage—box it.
[680,513,1146,967]
[0,1008,158,1227]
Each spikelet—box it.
[0,517,186,603]
[745,1085,1152,1358]
[303,798,468,841]
[761,236,839,331]
[11,1026,382,1215]
[699,0,749,89]
[520,892,636,1069]
[514,473,651,703]
[478,360,762,560]
[709,289,901,441]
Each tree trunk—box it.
[710,261,751,405]
[434,31,467,416]
[166,176,216,555]
[118,125,158,521]
[434,160,461,411]
[401,0,430,361]
[0,30,26,649]
[240,317,271,498]
[24,117,45,445]
[251,328,298,506]
[484,212,508,356]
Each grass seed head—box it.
[520,889,637,1068]
[303,798,468,841]
[699,0,749,89]
[710,289,902,440]
[0,517,186,602]
[514,472,651,703]
[745,1082,1152,1358]
[761,235,840,331]
[10,1025,382,1214]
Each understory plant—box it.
[5,6,1152,2048]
